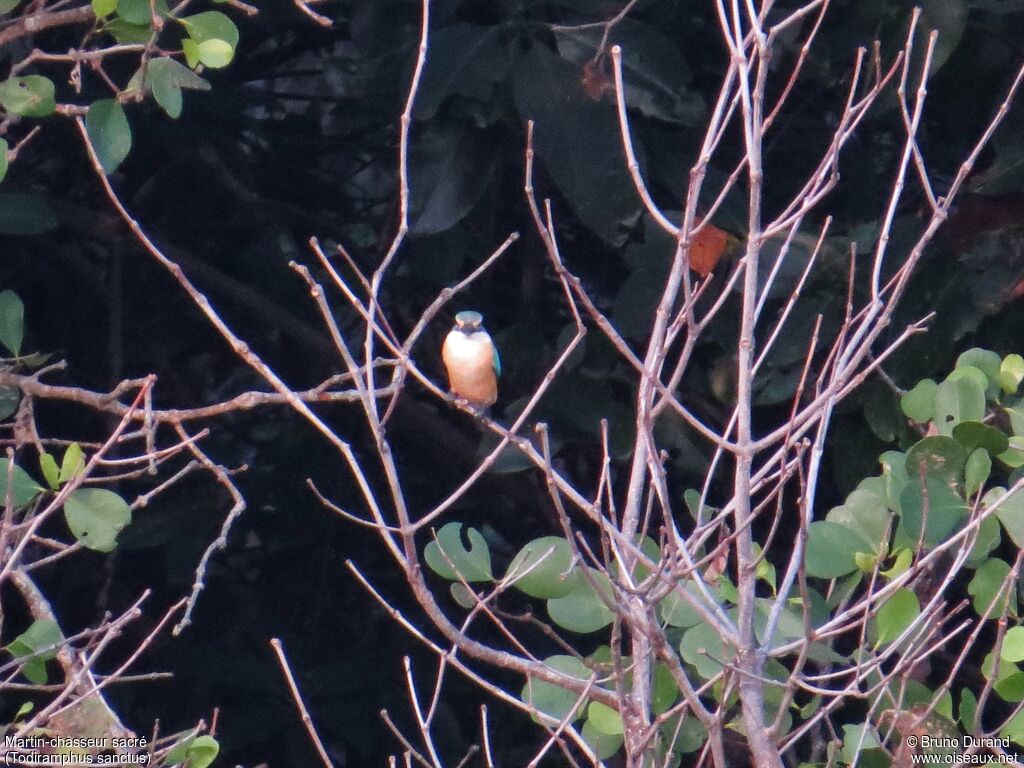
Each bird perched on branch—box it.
[442,310,500,409]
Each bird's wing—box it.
[492,345,502,378]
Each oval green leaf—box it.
[899,476,967,547]
[874,588,920,647]
[506,536,576,599]
[546,568,614,633]
[582,717,624,760]
[679,621,735,680]
[904,435,967,483]
[0,75,56,117]
[0,289,24,356]
[986,485,1024,549]
[935,375,986,436]
[0,458,43,507]
[969,557,1012,618]
[180,11,239,47]
[1003,626,1024,663]
[86,99,132,173]
[953,421,1009,456]
[64,487,132,552]
[1001,354,1024,394]
[519,655,589,725]
[195,39,234,69]
[804,520,873,578]
[586,701,623,736]
[966,448,992,497]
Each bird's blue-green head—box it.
[454,310,484,333]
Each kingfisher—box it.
[442,310,500,408]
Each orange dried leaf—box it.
[688,224,730,278]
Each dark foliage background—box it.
[4,0,1024,764]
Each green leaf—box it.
[180,11,239,47]
[0,75,56,117]
[507,537,577,599]
[7,619,61,658]
[899,476,968,546]
[679,621,735,680]
[182,39,201,69]
[659,712,706,754]
[1002,707,1024,746]
[92,0,117,17]
[659,581,709,628]
[0,387,18,419]
[986,485,1024,549]
[0,192,58,234]
[581,717,624,760]
[960,687,977,730]
[117,0,167,22]
[652,663,679,714]
[901,378,937,422]
[840,723,881,765]
[39,452,59,490]
[953,421,1009,456]
[969,558,1013,618]
[934,375,986,436]
[956,348,1002,397]
[152,71,183,118]
[0,0,19,13]
[14,701,33,719]
[967,515,1001,566]
[547,569,614,633]
[520,655,589,725]
[146,57,210,119]
[965,448,993,496]
[882,548,913,580]
[999,436,1024,468]
[513,44,641,245]
[104,19,152,44]
[194,39,234,69]
[409,125,496,235]
[1001,354,1024,394]
[874,588,919,647]
[0,289,24,355]
[1003,626,1024,663]
[166,735,220,768]
[59,443,85,484]
[0,459,43,507]
[864,384,902,441]
[117,0,152,24]
[64,488,132,552]
[754,597,806,644]
[804,521,873,578]
[423,522,493,582]
[826,483,891,549]
[586,701,623,736]
[449,581,476,609]
[7,618,61,683]
[85,99,132,173]
[996,672,1024,702]
[413,24,509,120]
[184,735,219,768]
[0,137,8,184]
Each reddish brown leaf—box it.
[581,60,613,101]
[689,223,730,278]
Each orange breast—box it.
[442,333,498,406]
